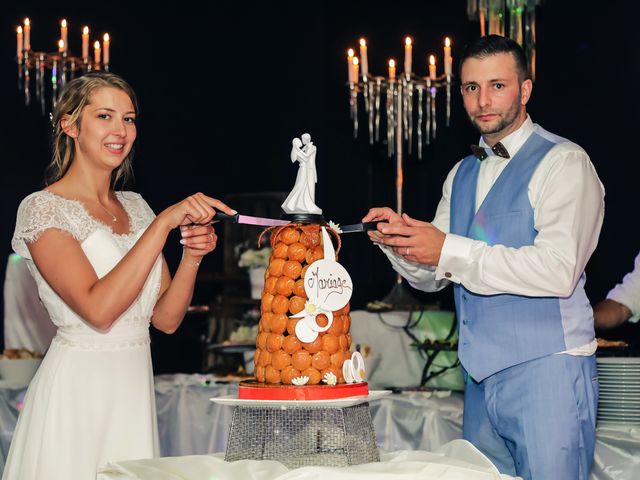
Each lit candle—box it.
[24,18,30,51]
[388,59,396,79]
[58,39,65,53]
[103,33,110,64]
[444,37,452,76]
[82,27,89,61]
[359,38,368,78]
[352,57,359,84]
[429,55,436,80]
[347,48,355,82]
[61,19,68,52]
[94,40,101,64]
[404,37,412,75]
[17,26,23,60]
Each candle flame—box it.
[24,18,30,26]
[94,40,100,49]
[429,55,435,65]
[347,48,354,58]
[83,26,89,35]
[405,37,412,46]
[58,39,64,51]
[353,57,359,65]
[445,37,451,47]
[359,38,366,47]
[389,59,396,68]
[17,26,23,34]
[103,33,110,42]
[61,19,67,28]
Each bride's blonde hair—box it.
[47,72,139,188]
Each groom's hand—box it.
[362,207,406,244]
[377,213,445,266]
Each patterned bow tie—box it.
[470,142,510,161]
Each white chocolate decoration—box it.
[328,220,342,234]
[342,360,354,383]
[322,371,337,386]
[292,376,310,386]
[342,351,366,384]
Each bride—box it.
[3,71,235,480]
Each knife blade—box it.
[213,210,290,227]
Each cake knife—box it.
[212,210,380,233]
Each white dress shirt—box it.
[607,252,640,324]
[380,116,605,355]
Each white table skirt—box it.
[2,254,56,353]
[1,374,638,479]
[154,374,237,456]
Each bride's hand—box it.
[159,193,235,230]
[179,224,218,258]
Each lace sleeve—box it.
[11,192,79,259]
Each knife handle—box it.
[213,209,239,222]
[340,221,382,233]
[362,221,381,231]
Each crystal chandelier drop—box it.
[466,0,542,80]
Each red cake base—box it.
[238,380,369,401]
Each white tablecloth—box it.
[592,425,640,479]
[1,374,638,479]
[97,442,517,480]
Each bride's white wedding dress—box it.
[3,190,162,480]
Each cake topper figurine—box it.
[281,133,322,215]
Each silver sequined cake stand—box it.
[211,390,389,468]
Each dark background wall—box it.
[1,1,639,348]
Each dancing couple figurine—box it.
[281,133,322,215]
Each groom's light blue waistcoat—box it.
[450,132,594,382]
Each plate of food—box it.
[0,348,43,387]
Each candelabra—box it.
[347,39,452,160]
[346,37,453,307]
[15,18,111,116]
[467,0,541,80]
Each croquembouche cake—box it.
[238,134,367,401]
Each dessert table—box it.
[349,309,464,390]
[1,373,638,478]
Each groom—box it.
[363,35,603,480]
